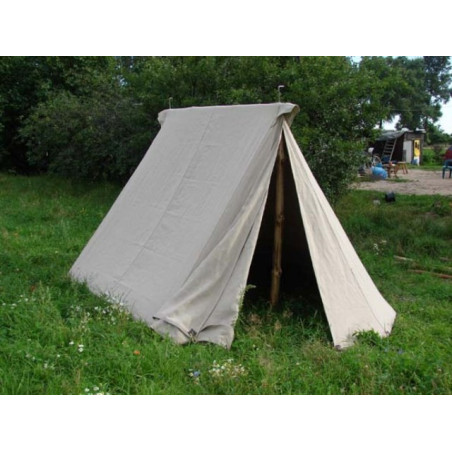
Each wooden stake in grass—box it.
[394,255,452,277]
[270,136,286,307]
[409,270,452,280]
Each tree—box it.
[0,57,50,170]
[425,122,451,145]
[20,78,152,183]
[0,56,116,171]
[424,56,452,103]
[5,56,452,202]
[358,56,452,131]
[280,57,382,200]
[119,56,373,200]
[9,56,390,200]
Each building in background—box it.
[372,129,426,164]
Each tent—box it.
[70,103,396,349]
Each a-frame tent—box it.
[70,103,396,349]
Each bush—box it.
[423,147,447,166]
[20,90,155,183]
[293,130,365,202]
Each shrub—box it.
[20,90,155,183]
[422,147,445,166]
[294,131,365,202]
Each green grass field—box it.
[0,173,451,395]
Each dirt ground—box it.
[355,168,452,196]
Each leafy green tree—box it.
[424,56,452,103]
[6,55,452,203]
[0,56,116,171]
[358,56,452,131]
[0,57,50,170]
[425,122,451,145]
[120,56,378,200]
[20,88,152,182]
[391,57,437,129]
[281,57,379,200]
[13,56,390,200]
[358,56,407,127]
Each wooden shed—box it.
[372,129,425,164]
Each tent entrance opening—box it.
[246,148,321,308]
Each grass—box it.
[410,165,443,171]
[0,173,451,395]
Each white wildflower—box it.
[208,358,247,379]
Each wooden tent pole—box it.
[270,136,285,307]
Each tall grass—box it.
[0,173,451,394]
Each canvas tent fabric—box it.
[70,103,396,349]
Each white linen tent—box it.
[70,103,396,349]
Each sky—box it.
[438,101,452,134]
[1,4,451,133]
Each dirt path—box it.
[355,169,452,196]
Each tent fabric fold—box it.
[70,103,396,349]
